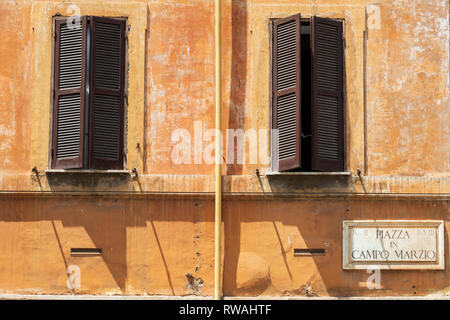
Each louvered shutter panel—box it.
[272,14,302,172]
[311,17,345,171]
[89,17,125,169]
[52,18,87,169]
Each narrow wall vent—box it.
[71,248,102,256]
[294,248,325,256]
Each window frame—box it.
[50,15,128,171]
[51,17,88,170]
[270,15,346,173]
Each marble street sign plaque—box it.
[343,220,444,270]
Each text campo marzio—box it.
[350,228,437,260]
[178,304,271,317]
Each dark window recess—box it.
[271,15,345,172]
[52,16,126,170]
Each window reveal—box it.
[272,14,345,172]
[52,16,126,170]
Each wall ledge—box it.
[45,169,131,174]
[0,191,447,201]
[265,172,352,176]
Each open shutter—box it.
[89,17,126,169]
[272,14,301,172]
[311,17,344,171]
[52,17,87,169]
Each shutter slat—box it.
[276,17,298,92]
[58,23,83,90]
[89,17,125,169]
[272,14,301,171]
[93,21,122,90]
[52,18,86,169]
[56,94,81,159]
[311,16,344,171]
[92,94,120,160]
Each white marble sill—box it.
[264,171,352,176]
[44,169,131,174]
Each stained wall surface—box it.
[0,0,448,297]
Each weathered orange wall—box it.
[0,0,448,187]
[0,1,32,174]
[0,195,448,297]
[0,0,448,297]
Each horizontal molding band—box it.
[0,191,447,201]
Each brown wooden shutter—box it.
[89,17,126,169]
[52,17,87,169]
[272,14,301,172]
[311,16,344,172]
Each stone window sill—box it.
[45,169,131,174]
[265,171,351,176]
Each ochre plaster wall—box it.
[0,0,448,192]
[0,196,447,297]
[0,0,448,297]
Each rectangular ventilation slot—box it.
[294,248,325,256]
[71,248,102,256]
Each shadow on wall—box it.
[266,175,354,193]
[0,196,216,295]
[223,198,450,297]
[0,196,129,292]
[0,196,448,296]
[45,172,135,192]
